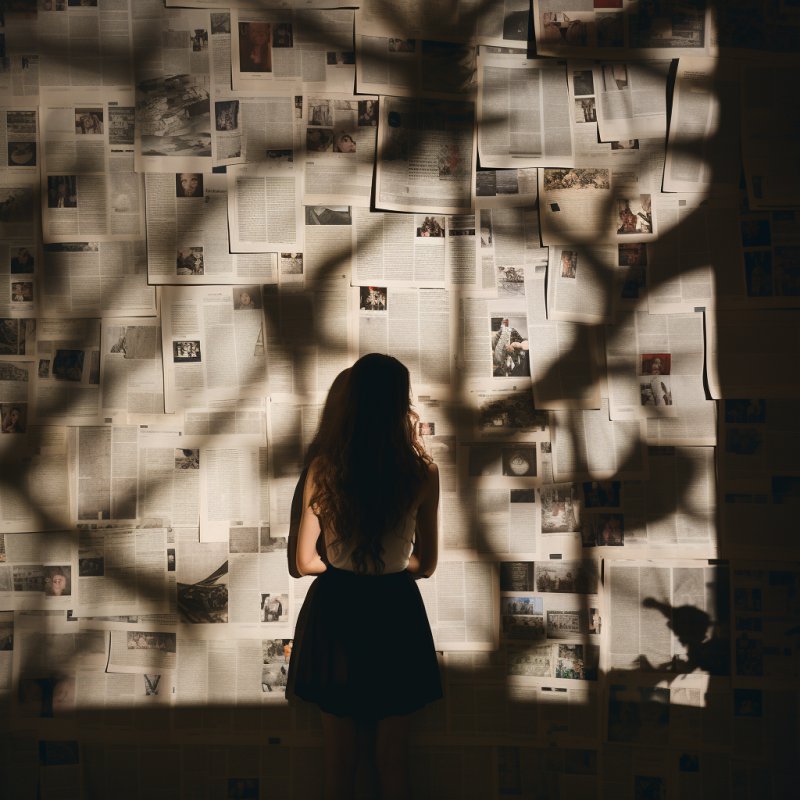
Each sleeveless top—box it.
[324,506,417,574]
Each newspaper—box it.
[532,0,715,58]
[706,309,800,399]
[606,560,726,674]
[0,531,76,611]
[353,286,453,390]
[160,284,268,412]
[526,263,604,409]
[145,172,277,284]
[100,317,165,424]
[357,0,534,47]
[592,60,670,142]
[375,96,475,214]
[551,398,648,481]
[356,33,477,101]
[416,559,499,651]
[41,240,155,318]
[231,9,356,95]
[33,317,102,425]
[75,527,172,618]
[477,52,574,169]
[40,92,144,243]
[663,57,741,194]
[36,0,133,92]
[719,399,800,558]
[606,310,716,445]
[303,94,378,207]
[741,63,800,209]
[132,6,230,173]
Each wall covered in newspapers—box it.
[0,1,799,796]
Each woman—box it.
[289,354,441,800]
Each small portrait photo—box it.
[38,359,50,378]
[43,565,71,597]
[47,175,77,208]
[308,100,332,127]
[74,108,103,134]
[144,674,161,696]
[173,340,201,362]
[502,447,537,477]
[333,132,356,153]
[176,247,204,275]
[540,484,581,532]
[588,607,601,634]
[175,448,199,470]
[640,353,670,376]
[611,139,639,150]
[210,12,230,35]
[306,127,334,152]
[78,556,104,577]
[358,99,378,127]
[305,206,352,225]
[419,421,435,436]
[388,38,415,53]
[261,592,288,622]
[239,21,272,72]
[618,242,647,266]
[215,100,239,131]
[175,172,203,198]
[191,29,207,52]
[359,285,387,311]
[233,286,262,310]
[740,217,771,247]
[273,22,292,47]
[640,377,672,406]
[417,215,445,237]
[10,246,34,273]
[595,513,624,545]
[617,195,652,235]
[10,280,33,302]
[52,349,84,381]
[491,316,530,378]
[7,141,36,166]
[279,252,303,275]
[0,403,26,433]
[560,250,578,278]
[575,97,596,123]
[167,548,176,572]
[572,69,594,96]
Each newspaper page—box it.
[477,52,574,169]
[353,286,453,390]
[0,531,76,611]
[231,9,355,95]
[33,317,102,425]
[593,60,670,142]
[663,57,741,194]
[706,309,800,399]
[606,310,716,445]
[719,399,800,558]
[75,527,172,618]
[100,317,165,424]
[741,63,800,208]
[416,559,499,651]
[356,33,477,101]
[375,96,475,214]
[606,560,727,674]
[357,0,534,47]
[646,194,742,314]
[303,94,378,207]
[132,5,229,173]
[145,172,278,284]
[41,241,155,318]
[36,0,133,92]
[160,284,268,412]
[551,398,648,481]
[547,244,618,324]
[532,0,715,58]
[526,263,604,409]
[40,92,144,243]
[538,163,660,245]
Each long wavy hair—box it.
[307,354,430,574]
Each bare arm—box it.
[407,462,439,579]
[295,463,327,577]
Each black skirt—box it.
[287,565,443,720]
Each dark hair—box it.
[307,354,430,574]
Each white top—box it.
[325,507,417,574]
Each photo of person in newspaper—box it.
[239,21,271,72]
[491,317,530,377]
